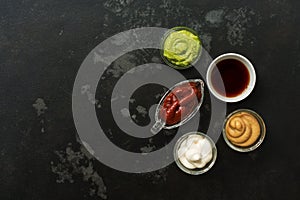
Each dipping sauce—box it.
[162,28,201,68]
[177,134,213,169]
[159,81,202,125]
[225,111,261,147]
[211,59,250,97]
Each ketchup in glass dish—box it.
[151,79,204,135]
[160,81,202,125]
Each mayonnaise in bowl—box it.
[174,132,217,175]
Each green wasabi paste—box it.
[163,29,201,68]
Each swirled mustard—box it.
[163,29,201,67]
[225,112,261,147]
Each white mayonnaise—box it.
[177,134,213,169]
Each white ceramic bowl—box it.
[206,53,256,103]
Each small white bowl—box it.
[206,53,256,103]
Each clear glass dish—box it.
[222,109,266,152]
[151,79,204,135]
[173,132,217,175]
[160,26,202,70]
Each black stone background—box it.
[0,0,299,199]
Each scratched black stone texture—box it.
[0,0,299,199]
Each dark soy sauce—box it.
[211,59,250,97]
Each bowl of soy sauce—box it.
[206,53,256,103]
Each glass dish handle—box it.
[151,120,165,135]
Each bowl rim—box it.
[222,109,266,152]
[206,53,256,103]
[173,131,217,175]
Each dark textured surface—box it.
[1,0,300,199]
